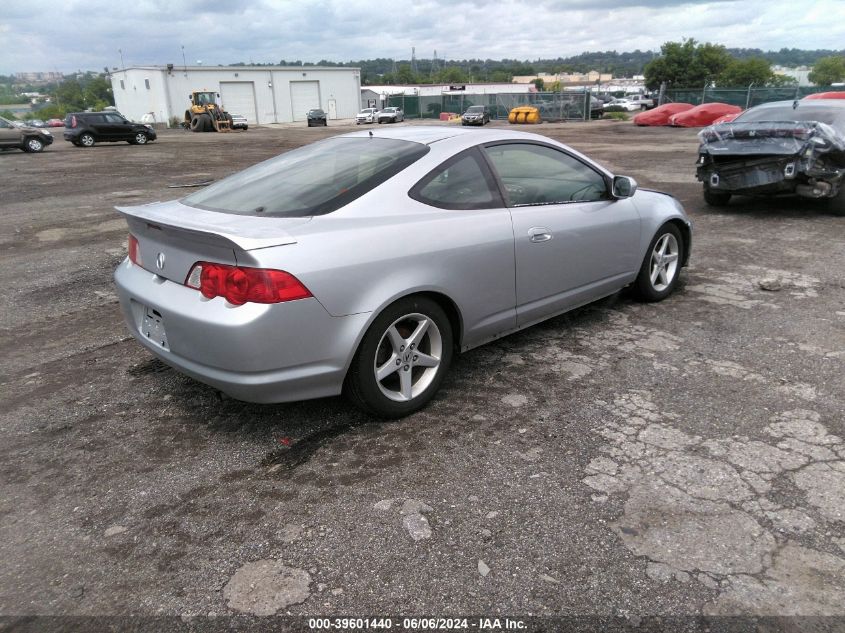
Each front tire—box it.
[826,186,845,216]
[131,132,148,145]
[632,224,684,302]
[345,296,453,418]
[24,137,44,152]
[703,183,731,206]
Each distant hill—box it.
[233,48,844,85]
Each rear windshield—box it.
[736,104,845,126]
[183,137,429,217]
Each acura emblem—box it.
[156,252,166,270]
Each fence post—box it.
[745,83,754,110]
[658,82,666,106]
[702,83,707,105]
[584,88,589,121]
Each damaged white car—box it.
[696,99,845,215]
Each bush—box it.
[603,111,629,121]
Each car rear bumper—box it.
[114,259,371,403]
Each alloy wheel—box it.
[649,233,679,292]
[373,313,442,402]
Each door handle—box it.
[528,227,553,243]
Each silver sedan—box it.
[114,127,692,417]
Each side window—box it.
[87,115,106,125]
[105,114,124,123]
[483,143,608,206]
[0,119,9,129]
[410,149,503,210]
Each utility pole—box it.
[411,47,418,76]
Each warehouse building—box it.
[109,65,361,126]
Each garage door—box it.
[220,82,258,124]
[290,81,320,121]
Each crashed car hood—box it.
[698,121,845,158]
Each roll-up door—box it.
[290,81,321,121]
[220,82,258,123]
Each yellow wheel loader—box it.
[184,91,233,132]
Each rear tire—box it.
[345,296,453,418]
[189,115,203,132]
[79,133,95,147]
[632,224,684,302]
[703,183,731,206]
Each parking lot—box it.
[1,119,844,626]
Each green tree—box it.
[82,76,113,108]
[531,78,545,91]
[437,66,468,84]
[55,78,85,111]
[644,39,733,89]
[808,56,845,85]
[717,57,775,86]
[395,64,417,84]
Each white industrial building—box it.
[109,65,361,126]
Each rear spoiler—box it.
[115,200,303,251]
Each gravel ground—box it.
[1,119,844,631]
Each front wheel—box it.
[24,137,44,152]
[703,183,731,206]
[131,132,148,145]
[632,224,684,302]
[826,186,845,217]
[345,296,453,418]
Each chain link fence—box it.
[387,91,596,121]
[662,86,839,109]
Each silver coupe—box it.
[114,127,692,417]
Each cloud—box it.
[1,0,844,74]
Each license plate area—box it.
[141,305,168,350]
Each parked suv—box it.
[0,116,54,152]
[63,112,157,147]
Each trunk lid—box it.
[116,200,309,285]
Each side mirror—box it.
[612,175,638,199]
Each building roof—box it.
[114,65,360,73]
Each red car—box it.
[633,103,694,126]
[711,111,741,124]
[669,103,742,127]
[47,118,64,127]
[804,91,845,100]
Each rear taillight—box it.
[185,262,312,305]
[128,234,142,266]
[70,115,77,128]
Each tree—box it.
[532,78,545,91]
[808,56,845,86]
[717,57,775,86]
[83,76,113,108]
[644,39,733,89]
[55,78,85,111]
[395,64,417,84]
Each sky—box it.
[2,0,844,75]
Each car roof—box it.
[339,125,556,146]
[748,99,845,112]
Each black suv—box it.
[63,112,157,147]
